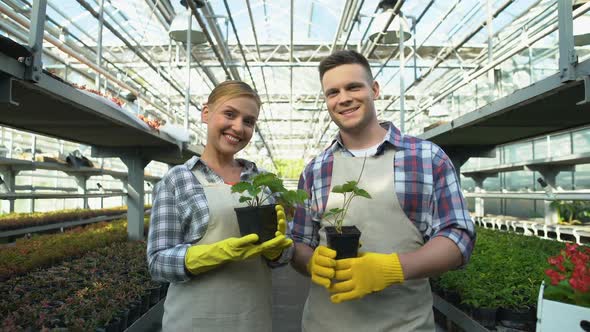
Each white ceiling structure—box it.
[1,0,589,170]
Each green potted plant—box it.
[231,172,307,243]
[322,158,371,259]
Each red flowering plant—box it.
[544,243,590,308]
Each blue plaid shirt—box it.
[147,156,261,283]
[292,122,476,264]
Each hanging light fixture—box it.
[368,0,411,45]
[368,10,411,45]
[169,0,207,130]
[168,0,207,44]
[573,0,590,46]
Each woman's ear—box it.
[201,104,210,124]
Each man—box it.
[290,50,476,331]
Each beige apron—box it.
[162,170,272,332]
[302,148,435,332]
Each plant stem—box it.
[259,196,270,206]
[257,186,276,207]
[331,156,369,234]
[356,155,368,184]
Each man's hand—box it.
[307,246,337,288]
[261,205,293,260]
[329,252,404,303]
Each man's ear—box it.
[372,80,380,99]
[201,104,210,124]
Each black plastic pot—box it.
[117,308,129,330]
[443,289,461,307]
[148,286,161,306]
[429,278,441,294]
[96,317,121,332]
[108,318,121,332]
[234,204,277,243]
[127,301,140,326]
[160,283,169,299]
[498,306,536,331]
[472,307,497,329]
[325,226,361,259]
[140,292,150,314]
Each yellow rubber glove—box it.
[307,245,337,288]
[329,252,404,303]
[185,233,284,275]
[262,205,293,260]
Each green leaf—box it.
[266,178,286,193]
[277,189,309,208]
[354,188,372,199]
[295,189,309,202]
[231,182,252,193]
[341,181,358,193]
[239,197,252,203]
[252,172,278,187]
[329,207,344,214]
[331,185,344,193]
[544,282,574,302]
[247,188,261,198]
[323,208,344,220]
[278,190,294,204]
[322,211,335,219]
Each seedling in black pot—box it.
[231,172,307,243]
[322,157,371,259]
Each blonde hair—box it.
[206,80,261,110]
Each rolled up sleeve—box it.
[429,149,476,266]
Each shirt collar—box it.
[329,121,405,153]
[183,155,257,173]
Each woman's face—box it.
[202,96,259,157]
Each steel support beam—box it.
[558,0,577,82]
[0,76,19,106]
[25,0,47,82]
[95,0,105,91]
[578,75,590,105]
[202,2,241,80]
[121,155,149,241]
[73,175,89,209]
[0,166,18,212]
[188,0,232,80]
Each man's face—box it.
[202,96,259,156]
[321,63,380,133]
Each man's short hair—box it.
[318,50,373,82]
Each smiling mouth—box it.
[339,106,359,115]
[224,134,241,143]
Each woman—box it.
[147,81,292,332]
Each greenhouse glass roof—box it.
[1,0,589,170]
